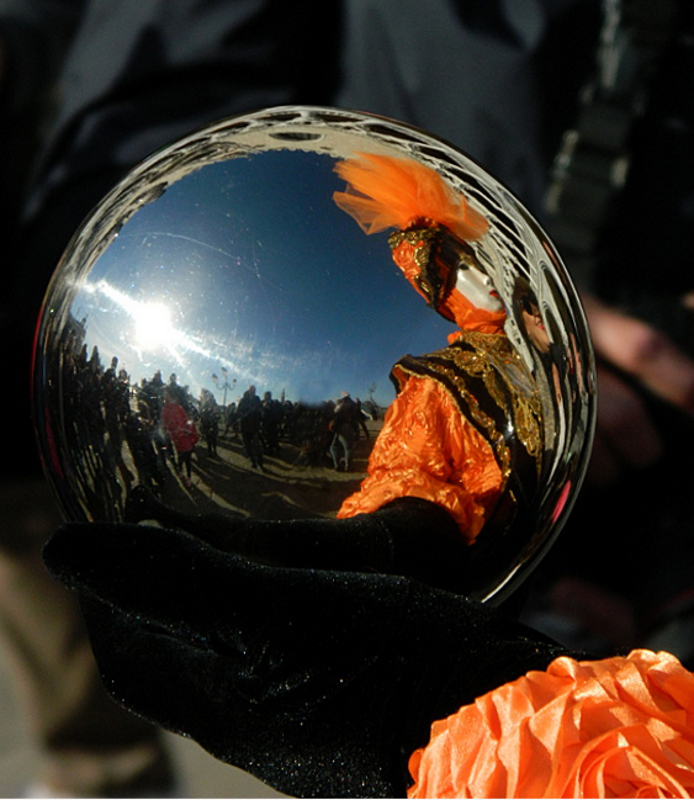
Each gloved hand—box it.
[123,487,477,595]
[43,519,575,798]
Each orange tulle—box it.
[338,376,502,543]
[407,649,694,799]
[333,153,489,240]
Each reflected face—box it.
[521,299,551,353]
[454,266,504,312]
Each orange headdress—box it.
[332,152,489,240]
[333,153,505,335]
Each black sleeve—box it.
[43,519,577,798]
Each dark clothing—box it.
[2,0,341,232]
[43,517,577,798]
[237,391,264,467]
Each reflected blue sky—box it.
[71,150,453,407]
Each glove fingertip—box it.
[43,523,93,588]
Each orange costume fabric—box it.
[337,374,503,544]
[407,649,694,799]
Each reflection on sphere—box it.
[33,106,595,602]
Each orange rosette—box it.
[407,649,694,798]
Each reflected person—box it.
[329,392,358,471]
[237,385,264,471]
[126,155,542,596]
[199,389,221,457]
[161,388,199,488]
[334,154,543,547]
[260,391,282,456]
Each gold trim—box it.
[394,331,543,483]
[388,227,443,305]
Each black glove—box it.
[124,487,477,595]
[43,520,578,798]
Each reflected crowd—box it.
[53,337,381,522]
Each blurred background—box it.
[0,654,282,798]
[0,1,692,796]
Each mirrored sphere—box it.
[33,106,596,602]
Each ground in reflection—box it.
[57,340,381,524]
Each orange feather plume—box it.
[333,152,489,241]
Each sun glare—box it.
[134,301,174,351]
[80,277,215,370]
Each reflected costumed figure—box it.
[333,154,543,549]
[120,153,547,598]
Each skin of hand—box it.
[581,293,694,485]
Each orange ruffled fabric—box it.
[338,376,502,544]
[333,152,489,241]
[407,649,694,799]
